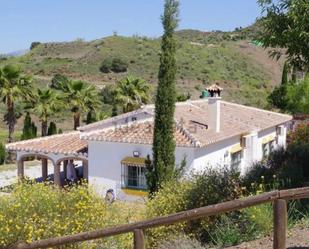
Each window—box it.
[121,164,147,190]
[231,151,242,171]
[262,140,276,158]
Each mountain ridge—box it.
[0,23,283,109]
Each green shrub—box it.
[30,42,41,50]
[243,203,273,236]
[0,182,144,248]
[209,215,248,247]
[47,121,57,135]
[209,201,273,246]
[146,180,193,246]
[0,142,6,165]
[99,58,128,73]
[243,142,309,191]
[99,58,113,73]
[50,74,69,90]
[146,168,242,246]
[21,112,37,140]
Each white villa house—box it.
[6,85,292,197]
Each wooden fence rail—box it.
[10,187,309,249]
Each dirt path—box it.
[224,227,309,249]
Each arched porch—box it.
[6,132,88,187]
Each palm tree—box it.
[114,76,150,113]
[0,65,33,142]
[64,80,100,130]
[32,88,62,136]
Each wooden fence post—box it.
[273,199,287,249]
[134,229,145,249]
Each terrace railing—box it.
[10,187,309,249]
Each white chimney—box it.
[206,84,223,133]
[208,97,221,132]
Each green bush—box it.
[146,168,242,246]
[0,182,144,248]
[47,121,57,135]
[21,112,37,140]
[99,58,113,73]
[30,42,41,50]
[50,74,69,90]
[99,58,128,73]
[243,127,309,191]
[0,142,6,165]
[209,215,249,247]
[146,167,281,247]
[111,58,128,73]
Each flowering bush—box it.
[0,182,145,248]
[146,168,242,247]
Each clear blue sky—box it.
[0,0,261,54]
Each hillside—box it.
[0,26,284,132]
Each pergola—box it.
[6,132,88,186]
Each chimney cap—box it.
[206,83,223,97]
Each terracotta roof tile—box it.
[82,121,196,147]
[7,99,293,152]
[6,132,88,156]
[81,100,292,147]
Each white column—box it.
[83,160,88,181]
[53,162,61,186]
[17,159,24,181]
[63,160,68,180]
[41,158,48,181]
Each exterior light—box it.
[133,151,140,157]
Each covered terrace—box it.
[5,132,88,186]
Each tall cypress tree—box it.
[281,62,289,85]
[47,121,57,135]
[150,0,179,193]
[21,112,37,140]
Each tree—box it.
[32,89,62,136]
[85,109,97,124]
[0,143,6,165]
[0,65,33,142]
[267,61,290,110]
[30,42,41,50]
[258,0,309,70]
[64,80,100,130]
[267,85,288,110]
[150,0,179,193]
[286,76,309,114]
[21,112,37,140]
[47,121,57,135]
[281,61,289,86]
[50,74,69,90]
[114,76,150,113]
[111,58,128,73]
[99,58,128,73]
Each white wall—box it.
[192,135,244,172]
[191,123,288,175]
[88,141,194,196]
[88,123,289,196]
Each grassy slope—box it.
[0,27,283,132]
